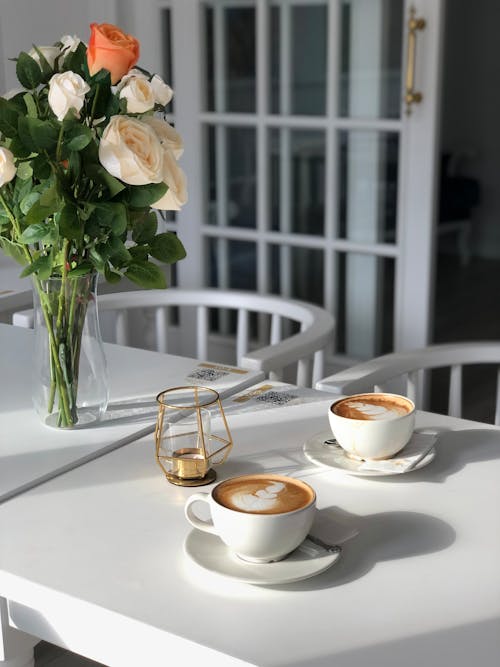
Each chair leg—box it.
[0,600,36,667]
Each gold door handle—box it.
[404,6,426,115]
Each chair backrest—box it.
[13,287,335,387]
[316,342,500,424]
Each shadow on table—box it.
[374,427,500,485]
[90,399,158,427]
[269,505,456,592]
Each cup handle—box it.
[184,492,217,534]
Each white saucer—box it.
[183,530,341,585]
[303,430,437,477]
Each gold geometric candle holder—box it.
[154,386,233,487]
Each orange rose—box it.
[87,23,140,84]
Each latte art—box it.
[333,394,413,421]
[214,474,314,515]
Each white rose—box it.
[59,35,83,57]
[117,69,148,89]
[150,74,173,106]
[119,77,155,113]
[48,71,90,121]
[0,147,16,186]
[99,115,164,185]
[152,149,188,210]
[142,116,184,159]
[29,45,60,69]
[117,70,173,107]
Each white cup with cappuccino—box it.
[328,392,415,461]
[184,473,316,563]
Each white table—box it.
[0,322,264,504]
[0,393,499,666]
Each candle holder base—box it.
[165,468,217,487]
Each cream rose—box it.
[152,149,188,210]
[119,77,155,113]
[0,147,16,186]
[48,71,90,121]
[143,116,183,159]
[150,74,173,106]
[99,115,164,185]
[29,45,60,69]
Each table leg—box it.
[0,600,37,667]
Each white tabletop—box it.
[0,396,498,667]
[0,323,264,503]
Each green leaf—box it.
[0,98,20,138]
[131,211,157,243]
[93,202,127,235]
[84,164,125,198]
[16,52,43,89]
[58,203,82,240]
[89,246,105,273]
[149,232,187,264]
[20,251,53,279]
[68,150,81,181]
[31,154,51,179]
[62,42,87,76]
[126,261,167,289]
[19,191,40,214]
[107,235,132,263]
[8,135,32,159]
[13,176,34,205]
[39,184,58,208]
[65,124,92,151]
[67,261,93,277]
[0,237,26,265]
[23,199,51,226]
[104,263,123,284]
[16,161,33,181]
[128,245,149,261]
[18,221,57,244]
[126,182,167,208]
[22,117,58,152]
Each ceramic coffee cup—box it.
[328,392,415,461]
[184,473,316,563]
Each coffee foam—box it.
[214,475,314,515]
[333,394,412,421]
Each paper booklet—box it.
[222,381,333,416]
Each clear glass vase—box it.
[31,273,109,428]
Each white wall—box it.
[440,0,500,259]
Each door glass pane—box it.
[338,130,399,244]
[336,252,394,358]
[340,0,403,119]
[269,244,324,307]
[205,3,256,112]
[270,2,327,115]
[269,129,325,235]
[161,9,174,110]
[207,238,257,291]
[206,126,256,228]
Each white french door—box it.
[0,0,444,367]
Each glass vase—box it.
[31,273,108,428]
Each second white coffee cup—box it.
[328,392,416,461]
[184,473,316,563]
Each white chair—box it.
[13,287,335,387]
[315,342,500,424]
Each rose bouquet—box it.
[0,23,187,427]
